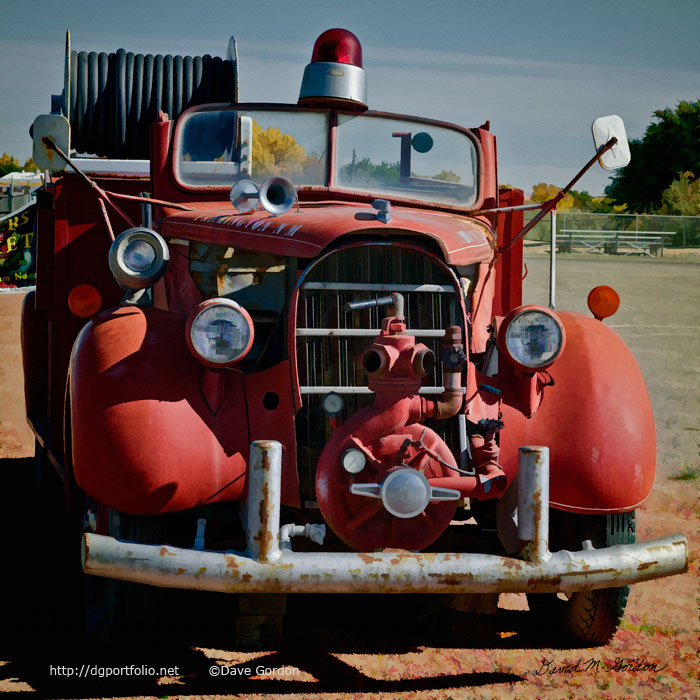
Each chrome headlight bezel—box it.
[497,305,566,371]
[108,227,169,290]
[185,298,255,368]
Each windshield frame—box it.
[171,103,484,212]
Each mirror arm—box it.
[498,136,617,253]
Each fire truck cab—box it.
[23,28,687,646]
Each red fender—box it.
[500,310,655,513]
[70,306,299,514]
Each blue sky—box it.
[1,0,698,196]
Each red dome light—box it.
[311,28,362,67]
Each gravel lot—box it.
[0,251,697,699]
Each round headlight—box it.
[123,239,157,272]
[186,299,254,367]
[498,305,565,370]
[108,227,169,289]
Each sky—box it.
[1,0,698,196]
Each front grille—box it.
[294,243,464,503]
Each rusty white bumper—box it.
[82,442,688,594]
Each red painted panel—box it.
[243,362,300,507]
[493,187,525,316]
[499,311,655,512]
[470,260,496,354]
[70,306,251,514]
[161,205,494,266]
[475,128,498,210]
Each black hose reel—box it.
[59,31,238,159]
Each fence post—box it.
[549,208,557,309]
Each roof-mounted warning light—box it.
[298,28,367,110]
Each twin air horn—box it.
[230,177,298,216]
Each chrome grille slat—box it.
[301,282,455,293]
[300,386,465,395]
[296,328,447,337]
[296,245,462,397]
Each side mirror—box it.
[32,114,70,172]
[592,115,631,170]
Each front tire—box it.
[528,510,635,646]
[83,506,168,645]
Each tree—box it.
[605,100,700,212]
[433,170,462,183]
[341,157,400,185]
[0,154,37,177]
[659,171,700,216]
[251,122,321,181]
[531,182,574,210]
[0,153,21,177]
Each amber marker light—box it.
[587,285,620,321]
[68,284,102,318]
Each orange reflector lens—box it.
[68,284,102,318]
[587,285,620,320]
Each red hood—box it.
[160,203,494,265]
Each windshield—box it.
[335,115,478,207]
[176,108,479,207]
[178,110,329,187]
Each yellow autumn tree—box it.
[252,122,314,179]
[531,182,574,210]
[0,153,21,177]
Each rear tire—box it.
[528,510,635,646]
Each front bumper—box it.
[82,442,688,594]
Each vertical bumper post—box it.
[517,446,550,562]
[246,440,283,562]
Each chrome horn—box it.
[259,176,297,216]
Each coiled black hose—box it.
[68,48,237,159]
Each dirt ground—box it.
[0,291,33,460]
[0,251,698,699]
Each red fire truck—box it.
[23,29,687,646]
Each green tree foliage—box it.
[0,153,21,177]
[343,160,463,186]
[570,190,627,213]
[605,100,700,212]
[433,170,462,183]
[341,158,400,185]
[530,183,626,213]
[0,154,37,177]
[659,171,700,216]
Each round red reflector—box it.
[68,284,102,318]
[587,285,620,320]
[311,28,362,67]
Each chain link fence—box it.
[524,210,700,248]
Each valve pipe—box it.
[421,325,465,420]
